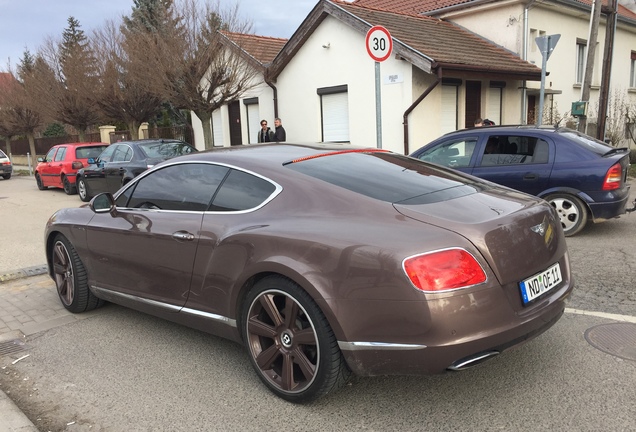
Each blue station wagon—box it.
[411,126,631,236]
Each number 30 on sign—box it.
[365,25,393,62]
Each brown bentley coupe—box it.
[45,143,573,402]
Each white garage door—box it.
[322,92,349,142]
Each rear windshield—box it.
[75,145,108,159]
[0,149,7,158]
[558,130,615,156]
[139,141,197,159]
[285,151,487,204]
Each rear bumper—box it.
[0,166,12,174]
[338,298,567,376]
[587,187,631,221]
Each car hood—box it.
[394,188,568,288]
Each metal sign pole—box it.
[375,61,382,149]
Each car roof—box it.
[54,142,109,147]
[114,139,189,146]
[172,143,374,169]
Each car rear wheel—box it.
[62,176,76,195]
[35,173,47,190]
[546,193,588,237]
[2,174,10,180]
[242,276,351,403]
[77,178,91,202]
[51,234,104,313]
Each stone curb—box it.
[0,266,48,284]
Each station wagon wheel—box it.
[546,193,588,237]
[242,276,351,403]
[35,173,47,190]
[77,178,91,202]
[51,234,103,313]
[62,176,76,195]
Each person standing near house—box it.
[258,120,274,143]
[273,118,286,142]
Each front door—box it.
[228,100,242,146]
[465,81,482,128]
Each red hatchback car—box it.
[36,142,109,194]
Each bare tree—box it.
[126,0,258,148]
[0,70,42,158]
[93,20,163,139]
[27,17,101,142]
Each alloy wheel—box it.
[52,240,75,306]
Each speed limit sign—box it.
[365,25,392,62]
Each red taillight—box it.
[72,161,84,170]
[1,162,10,166]
[602,163,622,191]
[403,249,486,292]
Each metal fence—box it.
[5,125,194,156]
[5,133,102,156]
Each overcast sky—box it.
[0,0,317,70]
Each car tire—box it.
[241,275,351,403]
[35,173,47,190]
[62,176,76,195]
[77,178,91,202]
[2,173,10,180]
[51,234,104,313]
[546,193,588,237]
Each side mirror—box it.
[37,157,44,163]
[87,157,96,164]
[89,193,117,216]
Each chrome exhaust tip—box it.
[447,351,500,371]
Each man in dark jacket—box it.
[273,118,286,142]
[258,120,274,142]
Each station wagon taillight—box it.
[403,248,486,292]
[602,163,622,191]
[72,161,84,170]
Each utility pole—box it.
[578,0,602,134]
[597,0,618,142]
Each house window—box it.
[630,52,636,88]
[441,79,460,133]
[318,85,349,142]
[243,97,259,144]
[576,39,587,84]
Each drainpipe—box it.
[403,67,442,155]
[521,6,529,124]
[265,77,279,118]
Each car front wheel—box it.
[77,178,91,202]
[546,193,588,237]
[51,234,104,313]
[242,276,351,403]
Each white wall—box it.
[275,15,414,154]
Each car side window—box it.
[53,147,67,162]
[121,163,229,211]
[112,145,132,163]
[210,169,277,211]
[416,138,477,168]
[97,145,117,163]
[44,148,57,162]
[479,135,549,166]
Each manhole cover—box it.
[585,323,636,362]
[0,339,29,357]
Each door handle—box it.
[172,231,195,241]
[523,173,538,180]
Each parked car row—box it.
[33,139,196,199]
[410,125,632,236]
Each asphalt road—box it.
[0,174,635,431]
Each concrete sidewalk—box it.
[0,271,90,432]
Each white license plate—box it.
[519,262,562,305]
